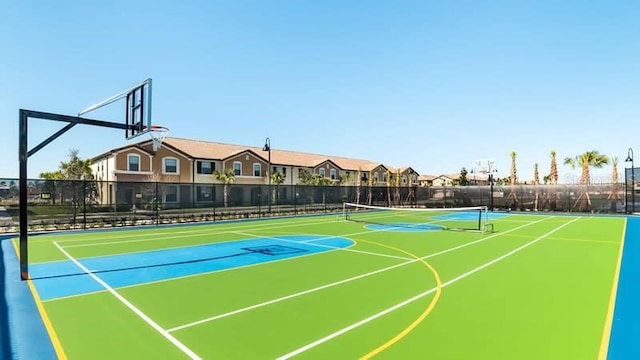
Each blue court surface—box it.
[30,234,353,301]
[608,217,640,359]
[365,211,510,232]
[365,223,445,232]
[432,211,511,221]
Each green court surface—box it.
[18,212,624,359]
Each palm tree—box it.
[509,151,518,185]
[550,150,559,185]
[355,168,362,204]
[393,169,401,206]
[298,169,316,185]
[505,151,519,209]
[213,168,236,207]
[339,171,357,204]
[367,171,374,205]
[385,170,392,206]
[564,150,609,210]
[542,150,560,211]
[270,171,286,205]
[608,156,622,212]
[316,174,332,206]
[564,150,609,185]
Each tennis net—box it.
[343,203,489,232]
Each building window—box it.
[374,172,379,182]
[402,175,408,185]
[164,185,178,203]
[163,158,178,174]
[330,169,336,180]
[233,162,242,176]
[197,161,214,174]
[383,172,387,182]
[273,166,286,177]
[128,154,140,172]
[253,163,262,177]
[196,186,214,202]
[319,168,326,177]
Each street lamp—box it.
[486,161,498,212]
[626,147,634,213]
[262,137,271,213]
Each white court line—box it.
[275,216,581,359]
[46,224,413,271]
[52,241,201,360]
[233,231,413,262]
[55,207,412,246]
[58,216,342,247]
[167,216,552,333]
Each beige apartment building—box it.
[90,137,419,207]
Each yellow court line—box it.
[509,233,618,245]
[544,237,619,245]
[354,238,443,360]
[598,217,627,359]
[10,240,68,360]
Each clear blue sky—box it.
[2,0,639,183]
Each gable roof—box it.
[158,137,382,170]
[91,136,410,173]
[91,144,154,161]
[418,174,437,181]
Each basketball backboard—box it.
[78,78,152,140]
[472,159,497,175]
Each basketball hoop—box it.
[146,125,169,151]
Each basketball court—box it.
[2,209,636,359]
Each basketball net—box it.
[148,125,169,151]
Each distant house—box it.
[432,174,460,186]
[417,175,436,186]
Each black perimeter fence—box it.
[0,177,636,233]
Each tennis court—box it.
[3,208,634,359]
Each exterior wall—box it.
[370,165,388,185]
[115,148,152,173]
[313,161,340,182]
[193,160,223,183]
[269,165,294,186]
[222,152,267,184]
[91,157,116,182]
[399,168,419,186]
[151,146,192,183]
[291,167,305,185]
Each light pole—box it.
[487,161,498,212]
[262,137,271,213]
[626,147,634,213]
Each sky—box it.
[1,0,639,184]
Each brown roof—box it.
[158,137,386,171]
[418,175,436,181]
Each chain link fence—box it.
[0,178,632,233]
